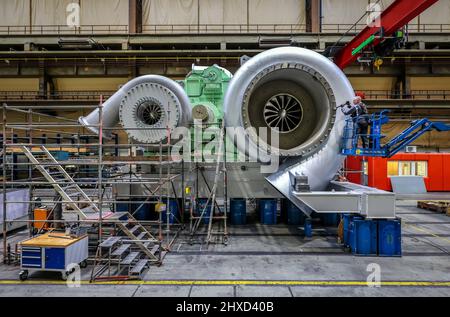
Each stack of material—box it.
[417,201,450,216]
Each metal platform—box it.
[291,182,397,219]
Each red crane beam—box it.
[334,0,439,69]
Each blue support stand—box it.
[304,219,312,238]
[343,215,402,257]
[378,219,402,257]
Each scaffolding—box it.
[188,120,229,246]
[0,101,184,280]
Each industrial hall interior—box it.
[0,0,449,299]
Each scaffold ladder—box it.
[21,145,99,219]
[190,121,228,245]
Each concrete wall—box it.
[349,76,396,91]
[53,78,127,91]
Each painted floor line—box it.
[0,280,449,287]
[405,223,450,244]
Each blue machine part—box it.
[378,219,402,257]
[259,199,277,225]
[161,199,179,224]
[286,201,306,225]
[343,215,351,246]
[349,219,378,256]
[304,219,313,238]
[50,151,69,161]
[132,199,152,221]
[343,215,402,257]
[342,110,450,158]
[343,215,362,247]
[197,198,213,225]
[321,213,340,227]
[115,198,152,220]
[115,201,129,213]
[44,248,65,270]
[230,198,246,225]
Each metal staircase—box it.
[21,145,165,280]
[21,145,98,218]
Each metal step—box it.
[106,212,128,220]
[111,244,131,257]
[129,225,141,235]
[60,184,78,191]
[121,252,140,265]
[99,236,121,248]
[150,245,159,255]
[21,145,101,219]
[130,259,148,274]
[67,192,82,197]
[136,232,147,240]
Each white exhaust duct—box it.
[223,47,355,192]
[79,75,191,143]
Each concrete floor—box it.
[0,198,449,297]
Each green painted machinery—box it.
[184,65,232,124]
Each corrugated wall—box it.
[0,78,39,91]
[53,78,128,91]
[410,77,450,91]
[349,77,396,91]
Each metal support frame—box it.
[189,121,228,245]
[342,110,450,158]
[334,0,439,69]
[293,181,397,219]
[0,101,182,273]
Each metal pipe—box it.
[98,100,104,245]
[79,75,191,141]
[4,106,78,122]
[2,104,7,263]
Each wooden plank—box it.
[20,232,88,247]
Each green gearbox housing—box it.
[184,65,232,124]
[144,65,233,159]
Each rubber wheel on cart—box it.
[19,270,29,281]
[61,271,69,281]
[80,260,88,269]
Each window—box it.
[387,161,399,177]
[399,161,412,176]
[387,161,428,177]
[416,161,428,177]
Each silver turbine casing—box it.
[224,47,355,192]
[79,75,191,143]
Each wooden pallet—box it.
[417,201,450,216]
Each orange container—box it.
[33,208,51,230]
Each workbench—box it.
[19,232,89,281]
